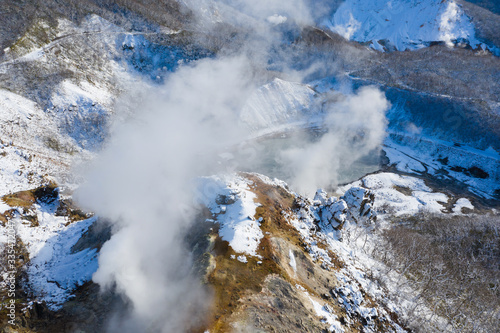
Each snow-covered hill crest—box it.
[323,0,482,51]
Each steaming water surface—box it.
[232,128,381,189]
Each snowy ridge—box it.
[323,0,481,51]
[0,13,195,194]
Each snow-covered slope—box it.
[24,216,99,310]
[240,78,318,133]
[323,0,481,51]
[384,133,500,199]
[0,89,77,195]
[0,186,99,310]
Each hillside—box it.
[0,1,499,332]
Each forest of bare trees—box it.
[376,213,500,332]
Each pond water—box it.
[228,128,382,191]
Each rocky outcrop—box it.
[294,186,376,241]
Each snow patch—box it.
[452,198,474,214]
[339,173,449,217]
[289,249,297,273]
[26,217,99,310]
[5,198,99,310]
[308,295,344,333]
[197,175,263,256]
[0,89,74,196]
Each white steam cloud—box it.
[278,87,390,194]
[182,0,314,27]
[76,56,256,332]
[74,0,390,332]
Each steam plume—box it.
[76,56,256,332]
[279,86,390,194]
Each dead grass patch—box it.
[2,190,36,209]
